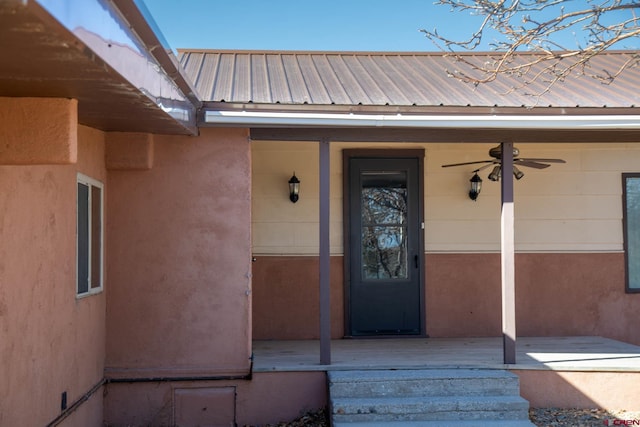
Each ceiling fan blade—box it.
[441,160,494,168]
[519,158,566,163]
[516,160,550,169]
[475,162,498,172]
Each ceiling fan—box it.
[442,145,566,181]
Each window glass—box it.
[623,174,640,293]
[77,182,90,294]
[77,174,103,296]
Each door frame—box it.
[342,148,426,337]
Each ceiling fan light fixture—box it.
[488,165,501,181]
[513,166,524,180]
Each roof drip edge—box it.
[203,110,640,130]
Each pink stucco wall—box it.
[0,115,106,426]
[105,127,252,376]
[516,370,640,410]
[104,372,326,426]
[253,253,640,345]
[0,97,78,164]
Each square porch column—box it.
[501,141,516,364]
[319,138,331,365]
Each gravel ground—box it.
[247,408,640,427]
[530,408,640,426]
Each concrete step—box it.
[328,368,534,426]
[331,395,530,423]
[333,420,537,427]
[328,369,520,398]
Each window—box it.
[77,174,103,296]
[623,173,640,293]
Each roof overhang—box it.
[202,108,640,143]
[0,0,201,135]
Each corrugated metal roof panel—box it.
[250,53,271,103]
[178,50,640,109]
[295,54,331,104]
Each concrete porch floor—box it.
[252,336,640,372]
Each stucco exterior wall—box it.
[104,372,326,426]
[0,117,106,426]
[516,370,640,410]
[0,97,78,164]
[105,127,252,376]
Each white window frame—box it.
[76,173,104,298]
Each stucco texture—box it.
[106,127,252,374]
[516,370,640,410]
[0,122,106,427]
[0,97,78,164]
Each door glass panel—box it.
[361,171,408,280]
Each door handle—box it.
[414,254,419,268]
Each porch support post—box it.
[319,138,331,365]
[501,141,517,364]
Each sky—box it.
[141,0,640,53]
[141,0,492,52]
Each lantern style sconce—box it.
[288,172,300,203]
[468,172,482,201]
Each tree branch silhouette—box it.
[421,0,640,94]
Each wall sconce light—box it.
[288,172,300,203]
[469,172,482,201]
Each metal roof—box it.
[178,49,640,111]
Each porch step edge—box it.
[328,368,518,383]
[333,420,537,427]
[329,376,520,398]
[331,395,530,422]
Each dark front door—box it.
[346,154,424,336]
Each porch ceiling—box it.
[0,0,199,135]
[248,125,640,143]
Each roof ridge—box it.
[177,48,639,56]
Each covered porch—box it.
[253,336,640,372]
[251,336,640,410]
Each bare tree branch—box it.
[421,0,640,94]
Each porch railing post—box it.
[319,138,331,365]
[501,141,517,364]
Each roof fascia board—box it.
[203,102,639,117]
[34,0,199,135]
[204,110,640,130]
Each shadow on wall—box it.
[103,372,327,427]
